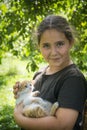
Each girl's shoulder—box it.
[33,66,48,80]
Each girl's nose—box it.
[51,46,58,56]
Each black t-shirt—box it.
[33,64,87,130]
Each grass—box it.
[0,55,34,130]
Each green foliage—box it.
[0,74,20,130]
[0,105,20,130]
[69,0,87,71]
[0,0,87,73]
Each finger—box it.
[19,101,23,105]
[17,101,23,107]
[31,80,35,85]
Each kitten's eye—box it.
[30,84,32,86]
[25,85,28,88]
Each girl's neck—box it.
[46,60,73,75]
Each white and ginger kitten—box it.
[16,80,58,118]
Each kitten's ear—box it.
[16,82,23,92]
[21,80,28,87]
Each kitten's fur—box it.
[16,80,58,118]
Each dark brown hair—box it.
[37,15,75,44]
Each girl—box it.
[13,15,87,130]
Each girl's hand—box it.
[13,81,20,99]
[14,102,23,114]
[14,102,24,123]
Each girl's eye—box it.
[42,43,50,48]
[56,41,65,47]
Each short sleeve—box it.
[58,77,86,112]
[33,71,42,80]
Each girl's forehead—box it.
[41,29,64,37]
[40,29,66,41]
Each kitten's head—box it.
[18,81,34,94]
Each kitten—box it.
[16,80,59,118]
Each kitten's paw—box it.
[32,91,40,97]
[50,102,59,116]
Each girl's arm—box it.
[14,103,78,130]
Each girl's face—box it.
[39,29,73,70]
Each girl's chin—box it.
[49,63,62,67]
